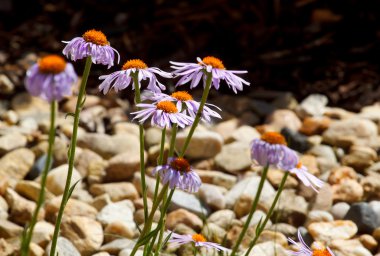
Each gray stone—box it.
[344,202,380,233]
[170,190,209,217]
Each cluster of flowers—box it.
[24,29,334,255]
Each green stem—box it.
[244,172,289,256]
[230,164,270,256]
[21,100,57,256]
[168,124,178,158]
[50,56,92,256]
[132,72,148,222]
[153,127,166,204]
[179,72,212,157]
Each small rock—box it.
[267,169,298,189]
[89,182,139,202]
[344,202,380,233]
[341,146,377,172]
[296,94,328,118]
[45,164,82,195]
[97,200,135,227]
[74,149,104,178]
[105,152,146,182]
[170,190,209,217]
[225,125,260,145]
[166,209,203,231]
[0,133,27,155]
[0,148,35,180]
[196,170,237,189]
[208,209,236,230]
[12,93,49,122]
[330,239,372,256]
[265,109,302,132]
[100,238,135,255]
[305,210,334,227]
[31,221,54,247]
[104,221,136,242]
[144,127,165,147]
[0,219,23,238]
[202,223,227,244]
[268,223,298,238]
[332,179,363,203]
[361,171,380,200]
[175,129,223,159]
[15,180,54,202]
[281,127,311,153]
[92,193,112,211]
[29,243,44,256]
[359,234,378,252]
[307,144,338,172]
[331,202,350,220]
[240,210,271,227]
[45,197,97,222]
[274,189,308,227]
[257,230,288,247]
[61,216,103,256]
[308,220,358,243]
[214,142,252,173]
[213,118,240,141]
[299,116,331,136]
[198,183,226,211]
[245,241,287,256]
[328,166,357,185]
[45,237,81,256]
[312,184,333,211]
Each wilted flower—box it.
[131,100,193,128]
[288,230,335,256]
[250,132,298,170]
[25,55,77,102]
[99,59,171,94]
[142,90,221,122]
[169,233,228,251]
[290,162,324,192]
[170,56,250,93]
[63,29,119,68]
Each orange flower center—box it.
[122,59,148,70]
[38,55,66,74]
[192,234,207,243]
[296,162,302,168]
[171,91,193,101]
[156,101,178,113]
[260,132,287,145]
[82,29,108,46]
[202,56,225,69]
[312,249,332,256]
[170,157,191,173]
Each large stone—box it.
[46,164,82,195]
[170,190,210,216]
[0,133,27,155]
[15,180,54,202]
[208,209,236,230]
[105,151,147,182]
[97,200,135,227]
[198,183,226,211]
[61,216,103,256]
[265,109,302,132]
[322,118,379,148]
[90,182,139,202]
[332,179,363,203]
[104,221,136,242]
[214,142,251,173]
[0,148,35,180]
[308,220,358,243]
[175,129,223,159]
[166,209,203,231]
[196,170,237,189]
[274,189,308,227]
[312,184,333,211]
[74,149,104,178]
[45,237,81,256]
[45,197,97,222]
[77,133,140,159]
[31,221,54,247]
[344,202,380,233]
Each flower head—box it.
[131,100,193,128]
[290,162,324,192]
[288,230,335,256]
[152,157,201,192]
[62,29,120,68]
[169,232,228,251]
[170,56,250,93]
[142,90,221,123]
[99,59,172,94]
[250,132,298,170]
[25,55,78,102]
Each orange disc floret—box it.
[202,56,225,69]
[156,101,178,113]
[192,234,207,243]
[260,132,287,145]
[38,55,66,74]
[170,157,191,173]
[296,162,302,169]
[82,29,108,46]
[122,59,148,70]
[312,249,333,256]
[171,91,193,101]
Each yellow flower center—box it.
[170,157,191,173]
[122,59,148,70]
[38,55,66,74]
[171,91,193,101]
[296,162,302,168]
[156,101,178,113]
[260,132,287,145]
[202,56,225,69]
[192,234,207,243]
[312,249,332,256]
[82,29,108,46]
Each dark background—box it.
[1,0,380,111]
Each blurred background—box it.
[1,0,380,111]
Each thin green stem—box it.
[244,172,289,256]
[132,72,148,222]
[50,56,92,256]
[179,72,212,157]
[230,164,270,256]
[21,100,57,256]
[168,124,178,158]
[153,127,166,204]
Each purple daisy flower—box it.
[142,90,221,123]
[98,59,171,94]
[290,162,324,192]
[131,100,193,128]
[152,157,201,193]
[25,55,78,102]
[169,233,228,252]
[288,230,335,256]
[62,29,119,68]
[250,132,298,170]
[170,56,250,93]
